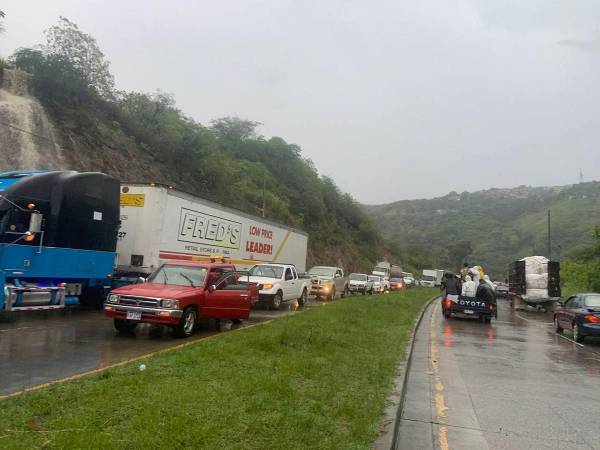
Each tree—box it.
[446,240,473,271]
[0,10,5,34]
[42,17,114,98]
[211,117,262,143]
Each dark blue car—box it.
[554,293,600,342]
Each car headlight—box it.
[263,283,273,290]
[107,294,119,304]
[161,299,179,309]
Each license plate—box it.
[464,309,474,315]
[126,311,142,320]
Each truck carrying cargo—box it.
[372,261,402,291]
[509,256,560,309]
[0,170,119,312]
[117,183,308,278]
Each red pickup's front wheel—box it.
[174,307,197,338]
[114,319,138,334]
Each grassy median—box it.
[0,288,434,449]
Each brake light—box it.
[488,304,494,311]
[584,315,600,323]
[443,298,452,308]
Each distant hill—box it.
[364,182,600,278]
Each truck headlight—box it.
[262,283,273,290]
[107,294,119,304]
[161,299,179,309]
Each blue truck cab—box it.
[0,171,119,312]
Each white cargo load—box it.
[116,184,308,275]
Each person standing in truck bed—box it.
[441,272,461,301]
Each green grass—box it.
[0,289,435,449]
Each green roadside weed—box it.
[0,288,434,449]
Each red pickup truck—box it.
[104,262,259,337]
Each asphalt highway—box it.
[0,299,310,396]
[396,299,600,450]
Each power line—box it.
[0,119,61,146]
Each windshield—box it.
[422,275,435,281]
[368,276,380,282]
[309,267,336,277]
[147,265,208,287]
[584,295,600,307]
[373,266,389,274]
[404,273,414,278]
[248,265,284,279]
[350,274,367,281]
[390,278,403,282]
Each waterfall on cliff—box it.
[0,69,66,171]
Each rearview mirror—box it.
[28,212,42,234]
[208,284,216,293]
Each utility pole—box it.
[261,169,266,218]
[547,210,551,260]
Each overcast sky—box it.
[1,1,599,203]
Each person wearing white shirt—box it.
[461,275,477,297]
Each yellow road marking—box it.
[431,302,450,450]
[0,320,272,401]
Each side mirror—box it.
[335,273,341,278]
[208,284,216,293]
[137,277,146,284]
[28,212,42,234]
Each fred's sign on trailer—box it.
[116,184,308,275]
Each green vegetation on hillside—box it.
[6,17,382,271]
[561,225,600,297]
[0,290,434,449]
[366,184,600,277]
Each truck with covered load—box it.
[509,256,560,310]
[0,171,119,312]
[372,261,402,291]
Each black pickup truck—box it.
[442,295,497,323]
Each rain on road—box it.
[397,299,600,450]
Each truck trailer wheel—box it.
[173,307,197,338]
[114,319,138,334]
[271,291,283,310]
[297,289,308,306]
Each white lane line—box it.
[556,333,585,347]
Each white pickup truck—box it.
[247,263,309,309]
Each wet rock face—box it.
[0,69,177,187]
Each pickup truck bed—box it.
[442,295,496,323]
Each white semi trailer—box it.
[116,183,308,277]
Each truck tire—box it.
[554,316,563,334]
[368,288,373,295]
[114,319,138,334]
[341,286,348,298]
[484,316,492,324]
[271,291,283,310]
[297,288,308,306]
[327,287,336,301]
[173,307,197,338]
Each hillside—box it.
[0,18,384,273]
[365,183,600,277]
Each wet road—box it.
[0,300,311,396]
[397,299,600,450]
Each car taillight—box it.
[488,304,494,311]
[443,299,452,308]
[584,315,600,323]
